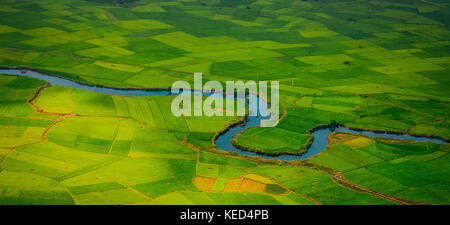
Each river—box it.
[1,68,447,161]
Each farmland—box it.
[0,0,449,205]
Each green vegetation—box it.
[308,133,450,204]
[0,0,449,205]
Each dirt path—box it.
[0,83,76,151]
[26,83,77,141]
[331,173,417,205]
[407,119,441,134]
[41,113,76,142]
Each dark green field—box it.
[0,0,449,205]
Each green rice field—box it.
[0,0,449,205]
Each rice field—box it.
[0,0,449,205]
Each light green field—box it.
[0,0,449,205]
[309,133,450,204]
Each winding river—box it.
[1,68,448,161]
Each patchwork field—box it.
[0,0,449,205]
[309,133,450,204]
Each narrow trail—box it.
[331,174,417,205]
[63,185,80,205]
[179,122,321,205]
[26,83,77,142]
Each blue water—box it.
[1,68,448,161]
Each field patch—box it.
[0,25,18,33]
[193,176,216,192]
[115,19,173,31]
[244,174,274,184]
[196,163,219,178]
[94,61,143,73]
[239,179,266,193]
[223,178,243,193]
[0,170,74,205]
[76,46,134,58]
[344,137,374,149]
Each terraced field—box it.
[0,0,449,205]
